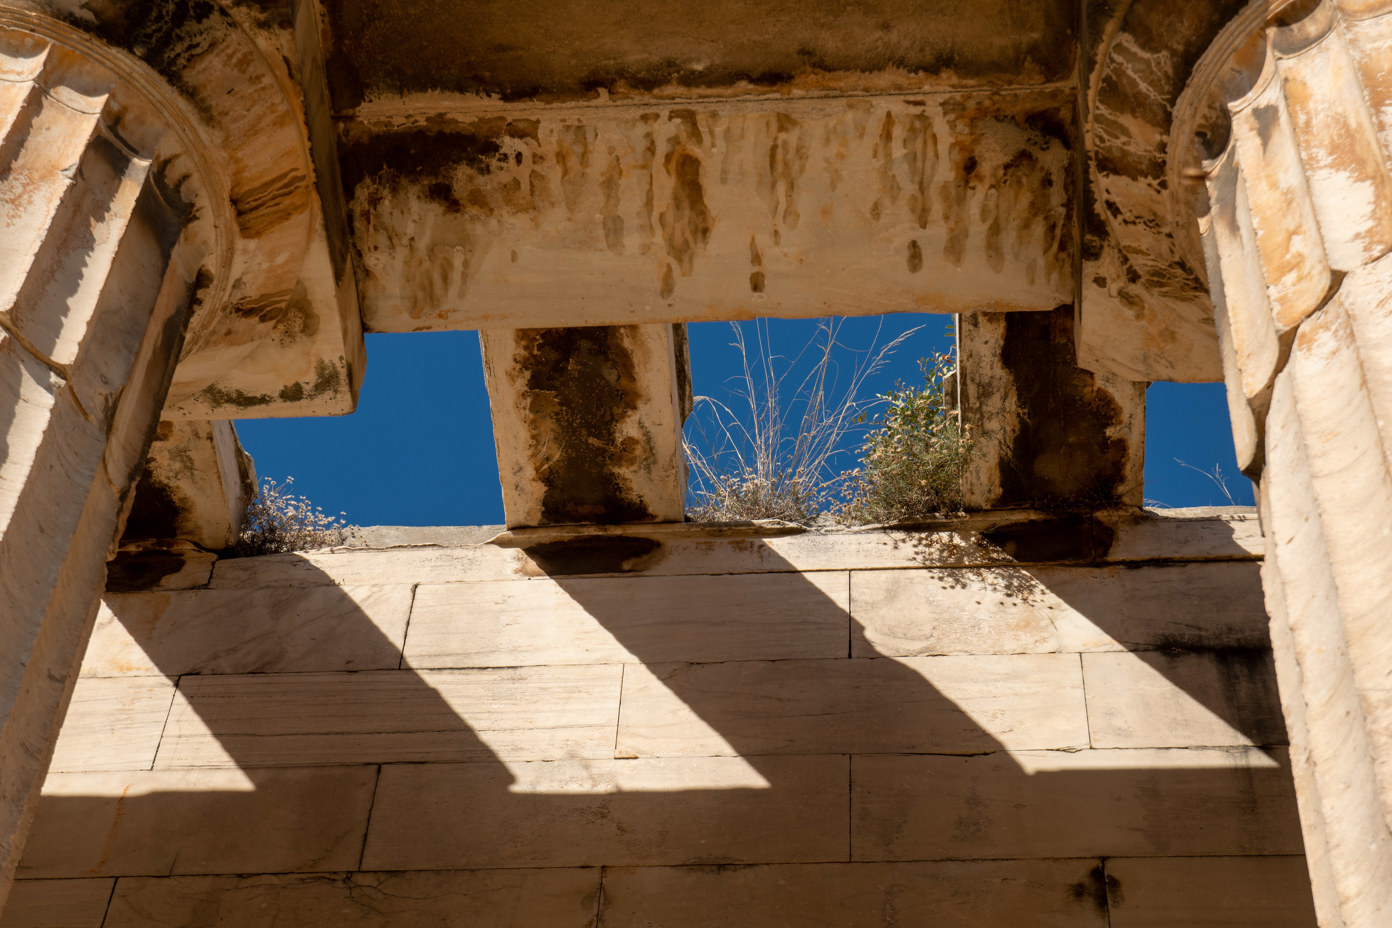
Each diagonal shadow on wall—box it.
[13,524,1313,925]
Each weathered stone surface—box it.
[405,572,849,667]
[959,309,1146,509]
[204,511,1256,593]
[482,323,687,527]
[362,755,847,869]
[851,562,1269,656]
[18,767,376,878]
[345,93,1073,332]
[325,0,1076,105]
[85,585,414,676]
[0,6,364,419]
[103,870,601,928]
[852,748,1304,860]
[1262,366,1392,928]
[103,543,217,593]
[119,420,255,552]
[208,546,524,588]
[615,655,1088,757]
[599,860,1109,928]
[0,28,203,896]
[1082,651,1286,749]
[47,676,174,773]
[1102,507,1262,561]
[154,666,622,767]
[1104,856,1317,928]
[0,878,112,928]
[1077,0,1245,382]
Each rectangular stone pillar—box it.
[480,323,690,528]
[958,307,1146,510]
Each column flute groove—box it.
[0,16,224,910]
[1180,2,1392,923]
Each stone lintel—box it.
[481,323,689,528]
[959,307,1145,511]
[342,90,1074,332]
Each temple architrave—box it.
[0,0,1389,924]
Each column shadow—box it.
[12,524,1312,925]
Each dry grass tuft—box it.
[684,318,920,523]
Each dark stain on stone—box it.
[1251,104,1282,152]
[523,536,663,575]
[601,152,626,254]
[81,0,221,91]
[231,169,307,238]
[940,141,976,266]
[660,264,677,299]
[339,120,539,197]
[982,516,1096,562]
[196,383,274,409]
[197,358,343,411]
[749,270,766,292]
[1104,871,1125,908]
[1069,864,1110,914]
[907,239,924,273]
[994,307,1132,508]
[517,326,657,524]
[1022,108,1072,146]
[320,0,1075,108]
[764,114,810,231]
[428,181,462,212]
[903,113,937,229]
[312,358,343,395]
[659,147,713,277]
[231,283,320,343]
[120,469,186,543]
[1090,516,1117,559]
[672,323,693,421]
[105,550,193,593]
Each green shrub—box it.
[236,477,358,555]
[836,349,971,524]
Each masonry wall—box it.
[1,509,1315,927]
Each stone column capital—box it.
[0,0,364,420]
[0,9,234,315]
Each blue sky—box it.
[235,316,1253,526]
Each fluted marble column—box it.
[0,25,207,903]
[1191,2,1392,924]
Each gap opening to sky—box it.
[235,317,1252,527]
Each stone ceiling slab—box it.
[322,0,1077,108]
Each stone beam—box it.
[481,324,690,528]
[341,90,1075,332]
[1186,3,1392,924]
[959,307,1145,510]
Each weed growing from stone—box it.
[685,318,919,522]
[236,477,358,555]
[835,348,971,524]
